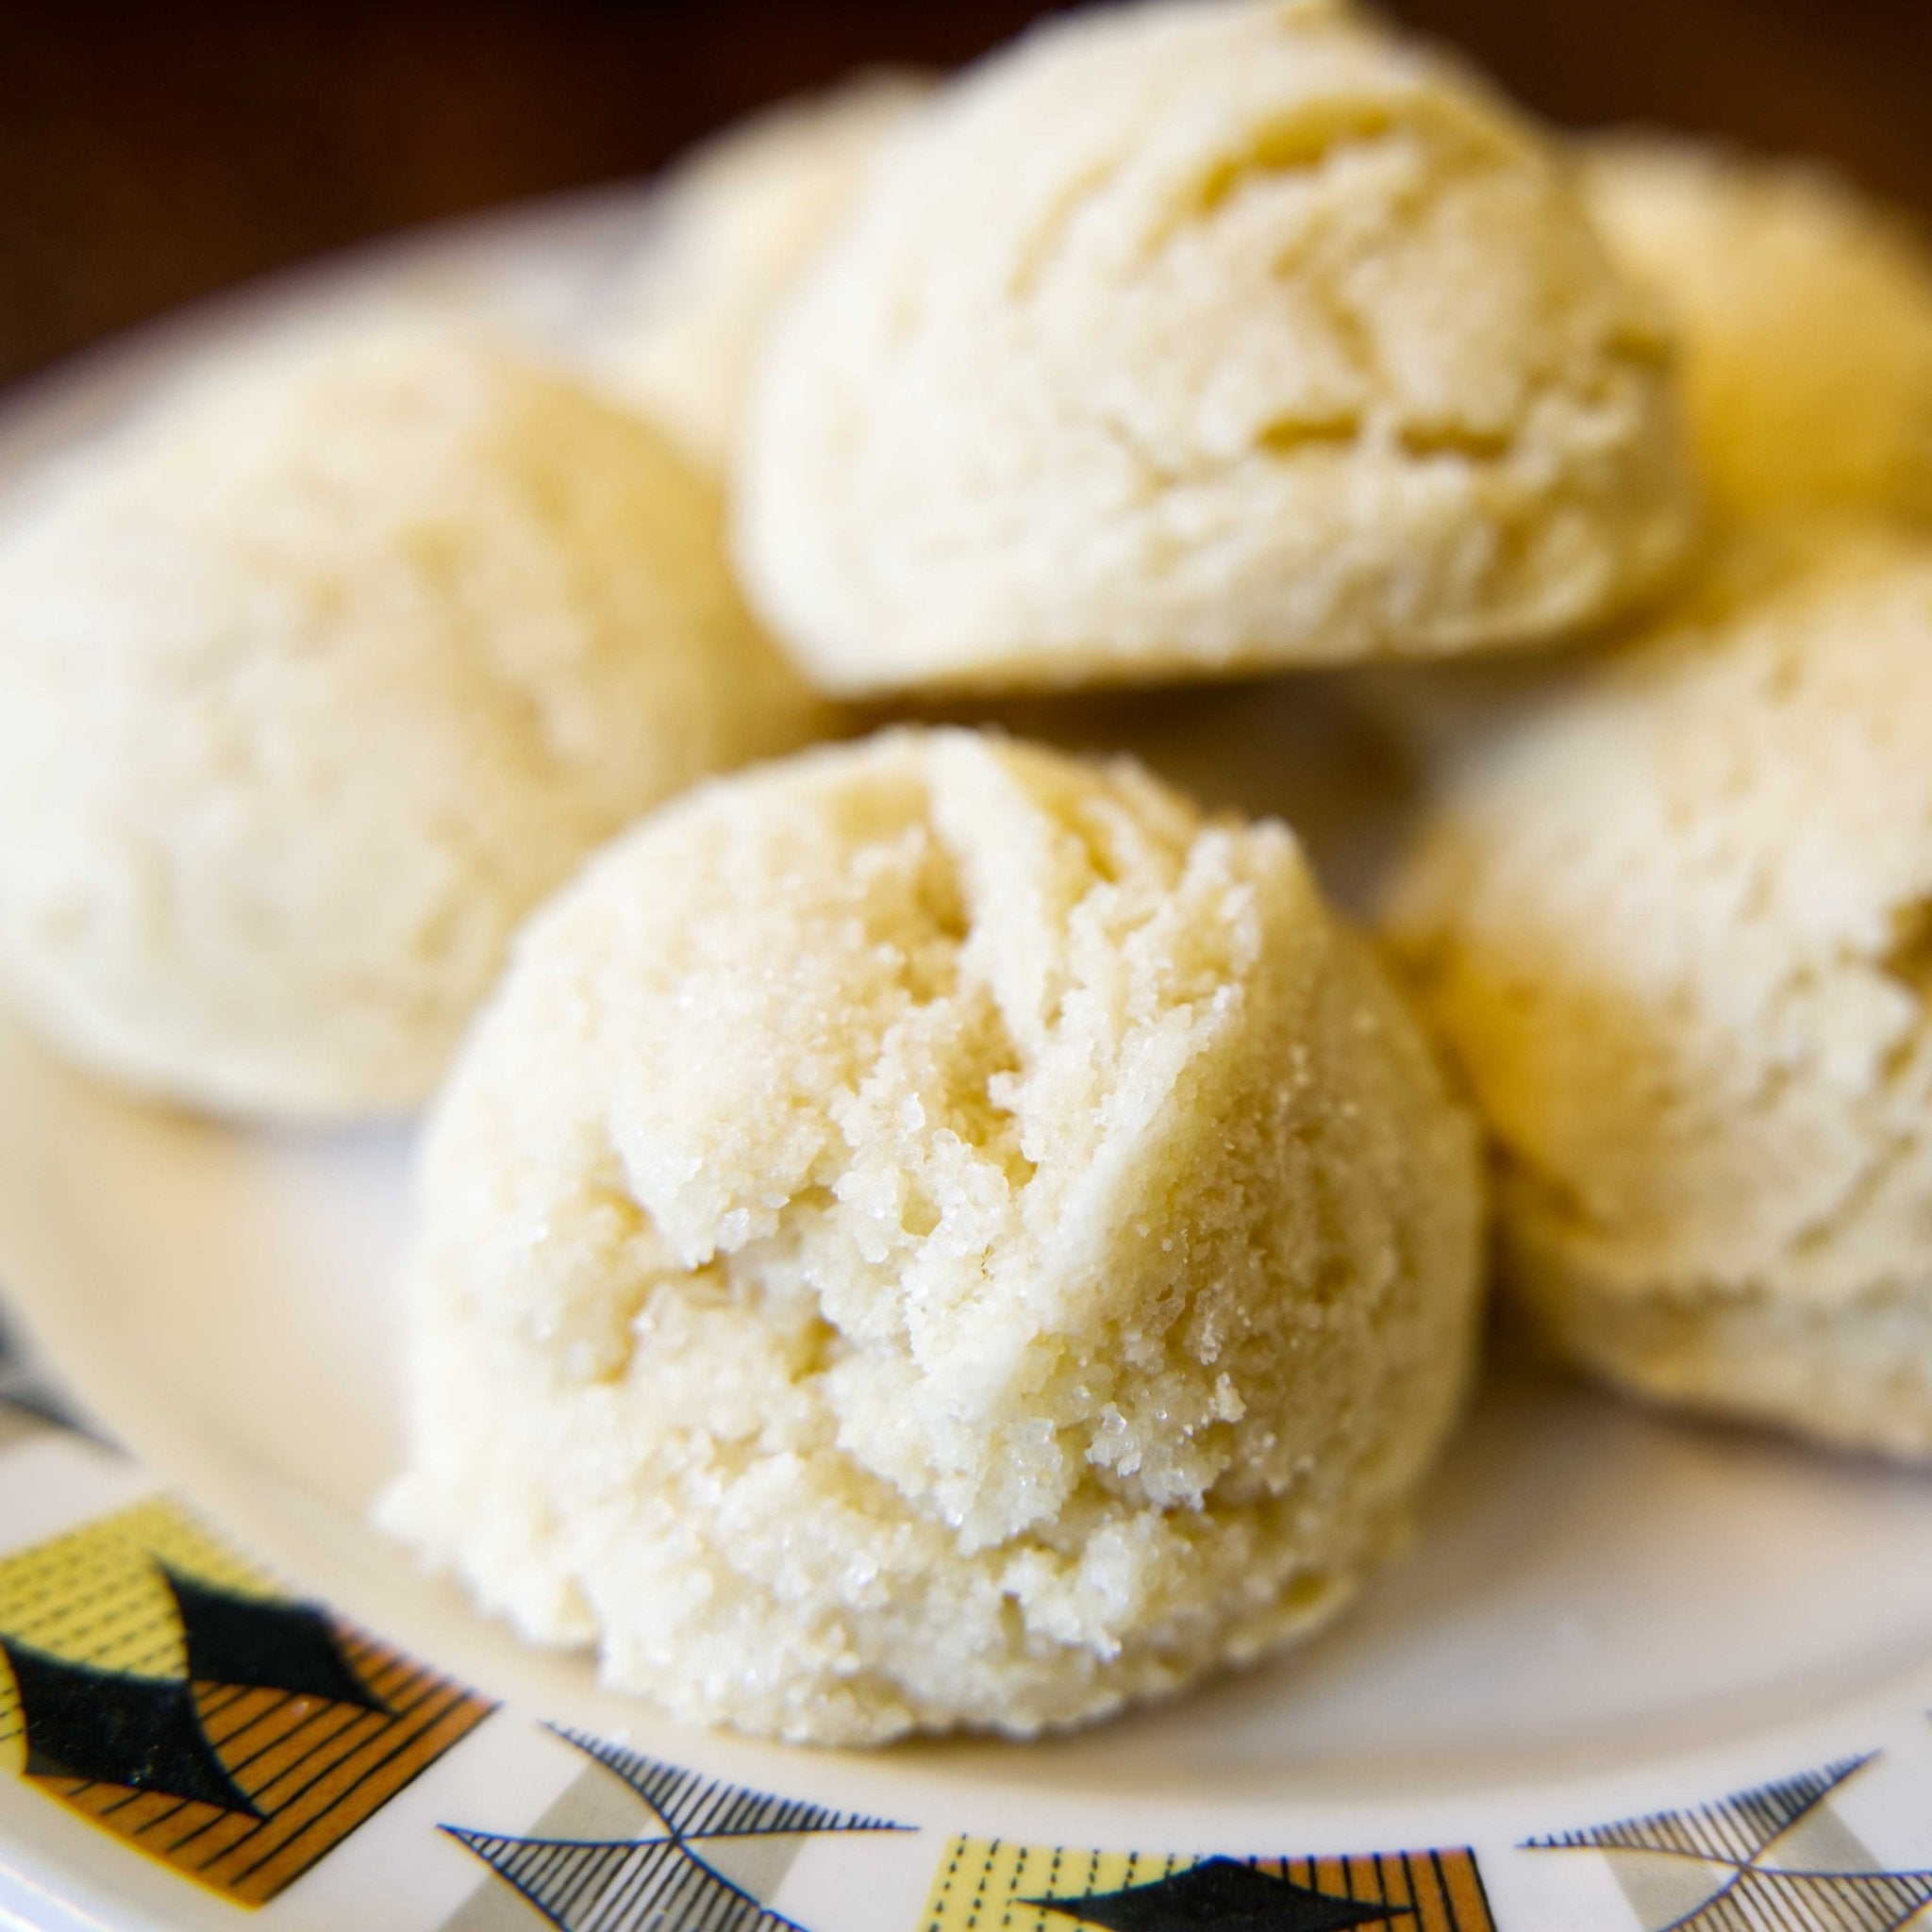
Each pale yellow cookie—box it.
[736,0,1696,696]
[382,728,1485,1742]
[0,315,824,1121]
[1385,525,1932,1455]
[587,71,929,471]
[1581,136,1932,523]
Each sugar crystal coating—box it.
[384,728,1485,1740]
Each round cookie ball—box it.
[735,0,1697,697]
[0,316,824,1120]
[1384,525,1932,1456]
[381,727,1485,1742]
[1580,136,1932,524]
[1357,132,1932,798]
[587,71,930,472]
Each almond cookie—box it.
[1582,136,1932,523]
[1385,526,1932,1455]
[0,316,824,1119]
[587,71,929,472]
[382,727,1484,1741]
[737,0,1696,695]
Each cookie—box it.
[1582,136,1932,523]
[587,71,929,471]
[1384,525,1932,1455]
[381,727,1485,1742]
[736,0,1697,696]
[0,314,824,1119]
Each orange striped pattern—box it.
[1257,1851,1493,1931]
[0,1493,263,1731]
[922,1837,1494,1932]
[0,1494,491,1907]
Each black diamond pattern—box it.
[159,1565,387,1711]
[1025,1857,1410,1932]
[1,1638,260,1816]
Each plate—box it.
[5,192,1932,1932]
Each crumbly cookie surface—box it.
[587,71,929,471]
[1581,136,1932,523]
[0,315,822,1118]
[1385,525,1932,1454]
[737,0,1696,696]
[382,728,1484,1741]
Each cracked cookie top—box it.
[734,0,1699,695]
[385,726,1484,1740]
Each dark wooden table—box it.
[2,0,1928,393]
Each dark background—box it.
[3,0,1929,392]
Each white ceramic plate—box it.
[5,193,1932,1932]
